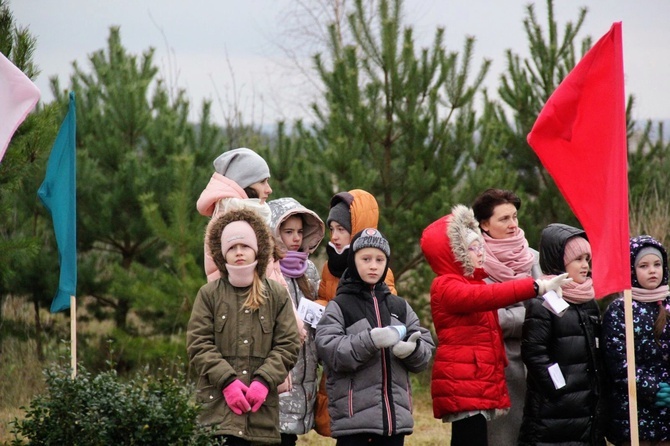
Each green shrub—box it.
[8,365,221,446]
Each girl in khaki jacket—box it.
[187,209,301,445]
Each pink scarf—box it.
[542,274,595,304]
[632,285,670,303]
[280,251,309,278]
[225,261,258,287]
[483,228,535,282]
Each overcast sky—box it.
[11,0,670,127]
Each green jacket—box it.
[187,278,300,443]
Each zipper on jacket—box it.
[348,379,354,417]
[371,286,394,435]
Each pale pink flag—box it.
[0,51,41,162]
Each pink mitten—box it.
[246,380,269,412]
[222,379,251,415]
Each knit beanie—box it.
[635,246,663,267]
[563,236,591,266]
[220,221,258,256]
[212,148,270,189]
[465,228,482,247]
[352,228,390,258]
[327,201,352,234]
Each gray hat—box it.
[212,148,270,189]
[635,246,663,267]
[352,228,390,258]
[327,201,352,234]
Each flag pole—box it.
[623,288,639,445]
[70,295,77,379]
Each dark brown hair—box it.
[472,188,522,223]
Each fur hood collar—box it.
[206,208,274,281]
[421,204,484,278]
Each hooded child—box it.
[602,235,670,445]
[268,197,325,445]
[187,208,301,445]
[315,228,434,446]
[518,223,605,446]
[420,205,569,446]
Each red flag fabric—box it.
[527,22,629,298]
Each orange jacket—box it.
[317,189,396,302]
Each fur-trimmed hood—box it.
[421,204,484,278]
[206,208,274,281]
[268,197,325,254]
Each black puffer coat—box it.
[518,224,605,445]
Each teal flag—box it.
[38,92,77,313]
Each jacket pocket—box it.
[214,312,228,333]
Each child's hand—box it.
[370,325,406,348]
[536,273,572,296]
[246,380,269,412]
[655,382,670,407]
[392,331,421,359]
[223,379,251,415]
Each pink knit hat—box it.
[221,221,258,256]
[563,236,591,265]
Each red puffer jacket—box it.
[420,207,536,419]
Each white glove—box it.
[392,331,421,359]
[536,273,572,296]
[370,325,406,349]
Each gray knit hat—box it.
[327,201,352,234]
[352,228,390,258]
[212,148,270,189]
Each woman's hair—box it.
[472,188,522,223]
[244,186,259,199]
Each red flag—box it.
[527,22,629,298]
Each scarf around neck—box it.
[326,242,350,278]
[225,261,258,287]
[632,285,670,302]
[483,228,535,283]
[280,251,309,278]
[542,274,595,304]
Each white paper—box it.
[548,363,566,389]
[297,298,325,328]
[541,289,569,317]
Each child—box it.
[196,147,274,282]
[420,205,567,446]
[518,223,605,446]
[602,235,670,445]
[268,197,325,446]
[316,228,434,445]
[187,208,301,445]
[315,188,397,436]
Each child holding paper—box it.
[268,197,325,446]
[518,223,605,446]
[316,228,434,445]
[602,235,670,445]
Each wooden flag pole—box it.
[623,289,639,445]
[70,295,77,379]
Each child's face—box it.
[635,254,663,290]
[248,178,272,203]
[467,241,484,269]
[480,203,518,239]
[354,247,387,285]
[329,222,351,250]
[280,215,304,251]
[225,243,256,266]
[565,253,591,284]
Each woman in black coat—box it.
[518,224,605,445]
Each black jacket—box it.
[518,223,605,445]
